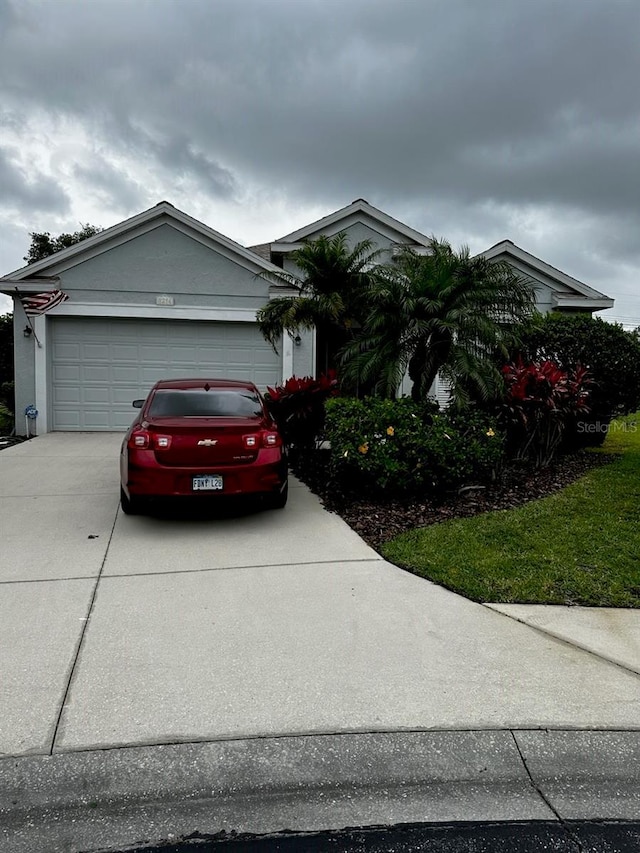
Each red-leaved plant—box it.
[265,371,339,451]
[501,358,591,467]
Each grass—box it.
[381,414,640,607]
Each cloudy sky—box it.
[1,0,639,324]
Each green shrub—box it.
[516,314,640,445]
[0,381,15,435]
[325,397,503,496]
[0,402,13,435]
[0,380,14,411]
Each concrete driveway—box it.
[3,433,640,851]
[2,432,640,761]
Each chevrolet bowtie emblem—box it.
[197,439,218,446]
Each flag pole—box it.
[15,288,43,348]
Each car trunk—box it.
[147,418,262,466]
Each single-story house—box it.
[1,198,614,434]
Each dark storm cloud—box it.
[2,0,638,214]
[1,0,639,315]
[72,157,145,212]
[0,146,70,214]
[146,135,237,199]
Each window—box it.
[149,390,263,418]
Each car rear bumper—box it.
[123,448,287,498]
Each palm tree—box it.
[256,233,383,376]
[341,239,537,405]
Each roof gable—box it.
[274,198,433,249]
[3,201,284,281]
[479,240,614,309]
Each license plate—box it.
[192,475,223,491]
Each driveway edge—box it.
[2,729,639,852]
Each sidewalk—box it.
[1,434,639,851]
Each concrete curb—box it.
[2,729,640,853]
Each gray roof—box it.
[246,242,272,261]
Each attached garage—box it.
[49,317,281,431]
[1,203,306,434]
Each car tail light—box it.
[129,429,150,449]
[242,432,281,450]
[128,430,171,450]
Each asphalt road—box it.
[100,820,640,853]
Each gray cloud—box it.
[72,157,146,212]
[0,146,70,213]
[145,134,237,200]
[0,0,639,319]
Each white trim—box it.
[0,278,61,295]
[479,240,612,302]
[270,242,306,252]
[282,333,294,380]
[277,199,433,247]
[552,294,614,310]
[2,201,285,280]
[268,285,299,299]
[51,302,259,322]
[34,315,48,434]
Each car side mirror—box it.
[132,399,144,408]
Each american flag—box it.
[21,289,69,316]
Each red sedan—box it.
[120,378,288,515]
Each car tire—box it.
[267,481,288,510]
[120,486,144,516]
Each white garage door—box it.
[49,317,281,430]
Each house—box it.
[1,199,614,434]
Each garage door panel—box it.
[113,387,142,405]
[84,344,111,360]
[197,347,227,361]
[112,345,138,361]
[168,325,197,341]
[52,387,81,404]
[83,411,114,429]
[112,366,140,383]
[83,388,110,404]
[169,346,198,363]
[254,367,281,386]
[53,342,82,360]
[52,364,81,382]
[53,411,81,429]
[84,366,110,382]
[49,318,281,431]
[139,344,170,361]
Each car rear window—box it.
[148,389,263,418]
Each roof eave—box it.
[0,277,61,295]
[478,240,613,302]
[276,199,433,247]
[3,202,286,279]
[552,294,615,310]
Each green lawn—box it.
[381,415,640,607]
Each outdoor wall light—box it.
[23,325,33,338]
[294,334,302,346]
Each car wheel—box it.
[120,486,144,516]
[267,481,288,510]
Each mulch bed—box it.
[293,449,616,551]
